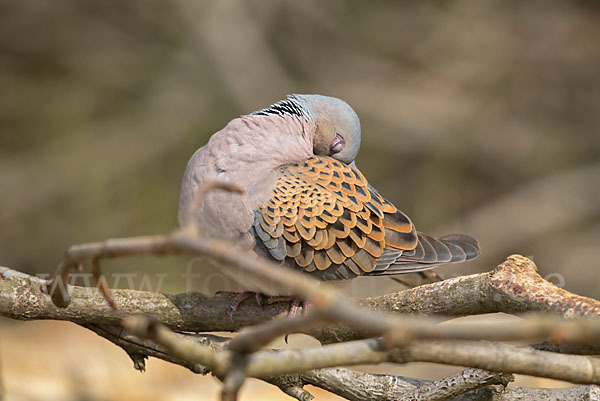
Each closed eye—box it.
[329,133,345,155]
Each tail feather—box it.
[369,232,480,275]
[440,234,480,260]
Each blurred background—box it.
[1,1,599,400]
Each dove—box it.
[178,94,479,311]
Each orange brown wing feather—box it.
[253,156,418,279]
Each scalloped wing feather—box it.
[252,155,480,281]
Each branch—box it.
[123,315,600,385]
[5,254,600,345]
[298,367,511,401]
[268,369,600,401]
[263,376,315,401]
[5,246,600,400]
[298,368,422,401]
[361,253,600,318]
[82,323,219,374]
[471,385,600,401]
[380,368,512,401]
[44,212,600,343]
[73,322,600,401]
[0,265,295,331]
[227,313,325,354]
[394,340,600,385]
[6,266,600,358]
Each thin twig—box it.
[91,258,117,311]
[83,323,215,374]
[122,315,223,373]
[46,234,181,307]
[227,313,325,354]
[221,356,247,401]
[381,314,600,348]
[394,340,600,385]
[264,376,315,401]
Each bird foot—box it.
[214,291,308,321]
[215,291,266,317]
[265,296,309,317]
[265,296,309,344]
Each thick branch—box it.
[4,255,600,345]
[470,385,600,401]
[363,254,600,317]
[298,367,512,401]
[299,368,421,401]
[1,265,292,331]
[400,368,513,401]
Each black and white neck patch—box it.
[250,95,313,120]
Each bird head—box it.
[294,94,362,164]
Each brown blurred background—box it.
[1,1,599,400]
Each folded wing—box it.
[252,156,479,281]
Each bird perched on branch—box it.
[179,94,479,313]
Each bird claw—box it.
[215,291,257,318]
[264,296,308,317]
[215,291,307,324]
[255,293,266,308]
[268,297,308,344]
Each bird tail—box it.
[436,233,481,263]
[368,232,480,275]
